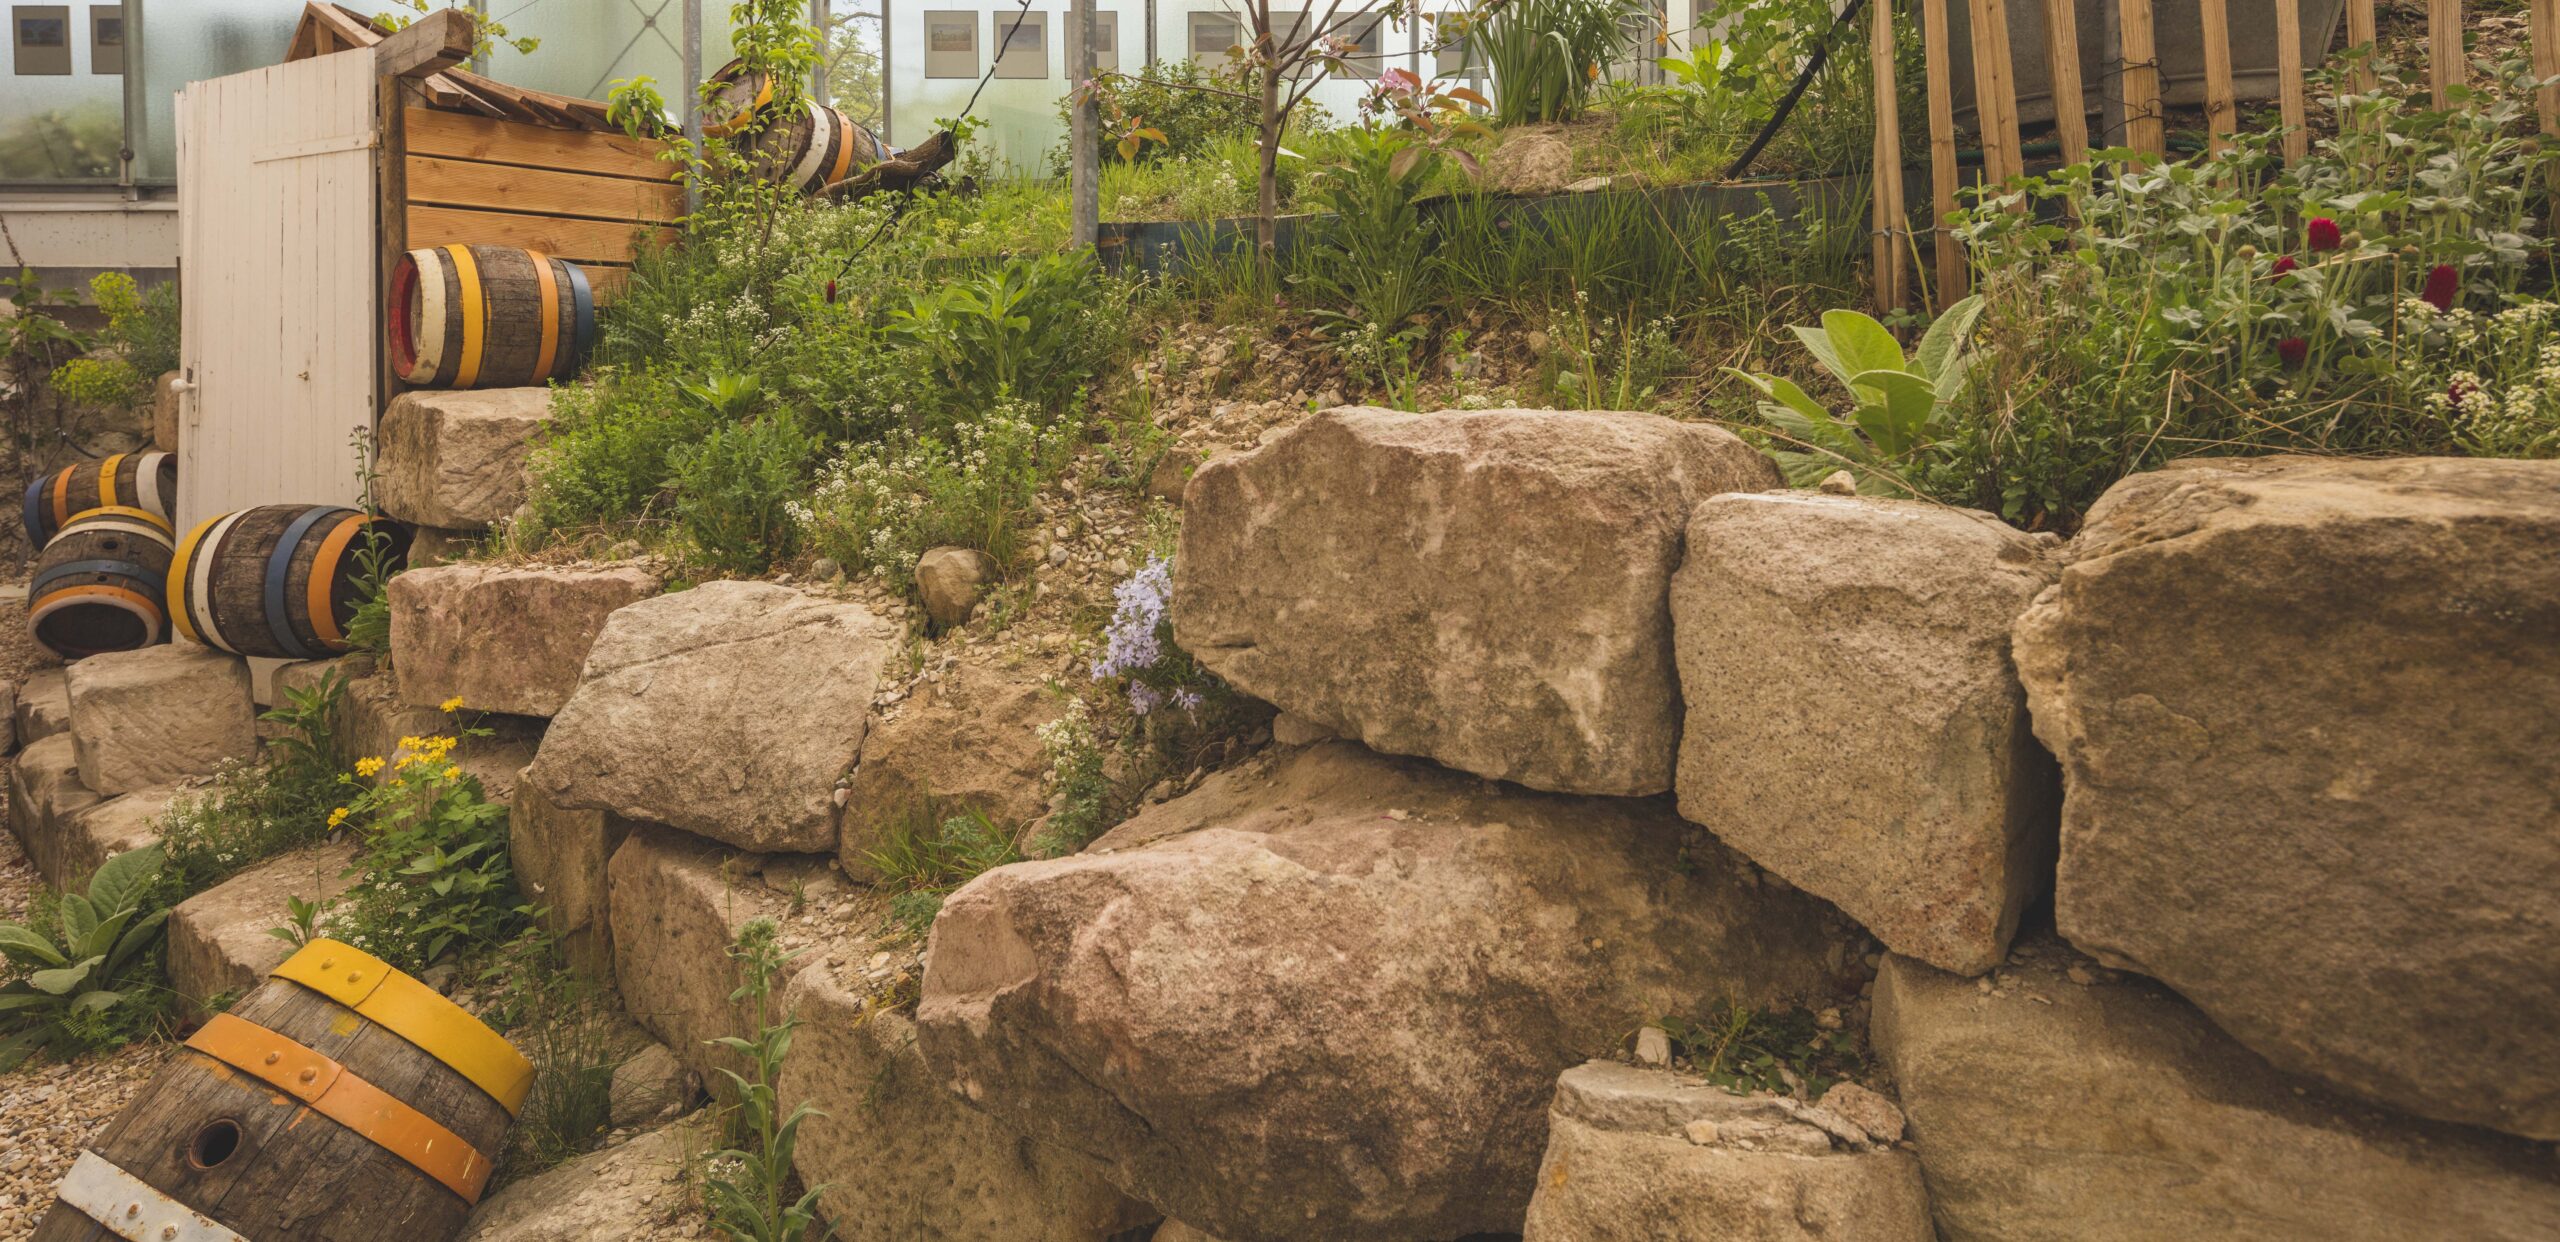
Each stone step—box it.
[166,841,361,1011]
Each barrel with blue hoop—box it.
[388,244,594,391]
[22,452,177,547]
[27,507,174,658]
[165,505,409,660]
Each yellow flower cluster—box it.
[440,696,465,712]
[354,756,385,778]
[328,806,349,828]
[395,734,461,774]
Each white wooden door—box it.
[176,51,379,529]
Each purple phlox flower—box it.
[1126,681,1165,717]
[1091,554,1176,682]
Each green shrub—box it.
[670,414,815,575]
[323,731,521,971]
[154,668,349,901]
[796,395,1077,589]
[0,846,172,1068]
[887,251,1123,412]
[1061,58,1260,168]
[1297,127,1443,347]
[1470,0,1646,125]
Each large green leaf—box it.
[1847,369,1939,456]
[67,989,124,1015]
[1912,294,1986,382]
[1788,323,1855,389]
[75,906,138,963]
[0,924,67,967]
[85,844,165,919]
[1821,309,1911,379]
[28,956,101,996]
[104,908,168,977]
[0,990,61,1013]
[55,895,97,949]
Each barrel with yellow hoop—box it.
[166,504,410,660]
[387,244,595,391]
[32,939,531,1242]
[28,505,175,659]
[22,452,177,546]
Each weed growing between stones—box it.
[702,918,829,1242]
[1658,1000,1871,1100]
[151,667,349,902]
[863,801,1022,938]
[476,929,633,1182]
[321,722,526,971]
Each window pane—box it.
[475,2,734,115]
[5,3,116,179]
[133,0,307,183]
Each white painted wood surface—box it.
[176,51,379,530]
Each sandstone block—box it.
[67,644,255,795]
[167,842,360,1010]
[2013,456,2560,1138]
[1172,407,1781,796]
[1521,1061,1933,1242]
[783,961,1149,1242]
[529,582,893,852]
[1872,941,2560,1241]
[838,659,1056,879]
[376,387,553,530]
[511,773,633,981]
[8,733,104,879]
[915,545,996,628]
[917,742,1852,1242]
[608,1043,697,1130]
[390,563,660,718]
[0,678,15,756]
[460,1116,711,1242]
[606,825,814,1084]
[48,787,179,890]
[1674,493,2060,975]
[15,667,67,747]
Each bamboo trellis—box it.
[1869,0,2557,313]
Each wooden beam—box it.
[1968,0,2024,185]
[407,155,685,222]
[1872,0,1908,314]
[2536,0,2560,140]
[405,204,678,267]
[2198,0,2236,155]
[2276,0,2307,162]
[2043,0,2088,165]
[1924,0,1965,302]
[375,5,475,79]
[2431,0,2464,108]
[2117,0,2162,160]
[404,107,672,180]
[2346,0,2378,91]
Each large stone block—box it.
[67,644,257,795]
[838,658,1056,880]
[167,842,361,1010]
[376,387,553,530]
[1871,940,2560,1241]
[390,563,660,718]
[45,787,179,890]
[511,773,633,981]
[15,666,67,747]
[606,824,811,1084]
[1673,493,2059,976]
[459,1115,711,1242]
[917,742,1853,1242]
[1522,1061,1933,1242]
[1171,406,1781,796]
[8,733,104,879]
[529,582,894,853]
[2012,456,2560,1139]
[783,961,1150,1242]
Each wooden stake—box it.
[2346,0,2377,91]
[1969,0,2024,184]
[1924,0,1965,302]
[2276,0,2307,161]
[2198,0,2236,155]
[1872,0,1908,313]
[2042,0,2087,165]
[2536,0,2560,139]
[2116,0,2162,160]
[2431,0,2465,108]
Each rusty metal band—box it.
[184,1013,493,1203]
[270,938,534,1115]
[54,1149,248,1242]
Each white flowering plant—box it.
[793,396,1077,589]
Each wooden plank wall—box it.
[398,107,679,302]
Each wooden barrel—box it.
[28,507,175,659]
[388,245,595,390]
[33,938,531,1242]
[702,56,775,136]
[749,99,890,194]
[168,505,410,660]
[22,452,177,546]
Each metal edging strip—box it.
[55,1149,248,1242]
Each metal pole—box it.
[469,0,490,74]
[1070,0,1099,247]
[1146,0,1158,68]
[119,0,143,193]
[683,0,703,211]
[812,0,830,102]
[881,0,895,143]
